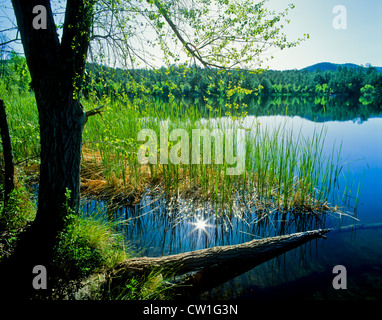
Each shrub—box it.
[0,184,35,233]
[53,214,127,280]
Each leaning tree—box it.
[1,0,306,298]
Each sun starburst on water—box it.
[190,216,214,238]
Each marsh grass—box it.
[0,81,40,167]
[0,82,362,299]
[106,270,174,300]
[53,213,129,279]
[0,81,357,220]
[81,95,349,218]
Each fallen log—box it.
[108,228,331,290]
[175,223,382,296]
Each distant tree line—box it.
[82,62,382,102]
[1,54,381,104]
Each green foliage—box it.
[81,91,354,215]
[359,84,379,105]
[1,58,377,216]
[144,0,306,69]
[53,214,128,280]
[109,272,173,300]
[0,182,36,262]
[0,184,35,233]
[83,63,382,102]
[0,52,31,93]
[0,72,40,164]
[0,50,376,298]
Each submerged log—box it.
[108,228,331,290]
[332,222,382,233]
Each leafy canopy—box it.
[88,0,306,70]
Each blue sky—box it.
[1,0,381,70]
[265,0,382,70]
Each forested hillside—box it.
[82,62,382,102]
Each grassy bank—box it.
[0,182,173,300]
[0,76,356,299]
[0,79,349,214]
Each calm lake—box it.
[82,98,382,300]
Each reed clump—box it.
[81,96,346,216]
[1,80,349,217]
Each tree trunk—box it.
[0,35,86,300]
[0,87,86,299]
[107,228,330,292]
[34,86,86,235]
[0,99,15,206]
[0,0,93,299]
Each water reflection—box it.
[80,97,382,299]
[189,94,382,123]
[81,186,347,259]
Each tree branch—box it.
[85,105,104,123]
[153,0,223,70]
[0,37,19,47]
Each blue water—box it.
[212,117,382,300]
[204,115,382,300]
[81,112,382,300]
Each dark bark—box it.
[10,0,86,216]
[0,67,87,300]
[0,0,94,299]
[10,0,94,217]
[0,99,15,205]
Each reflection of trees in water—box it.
[182,94,382,123]
[242,95,382,122]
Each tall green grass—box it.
[0,80,40,164]
[82,94,347,216]
[0,79,353,217]
[53,213,129,279]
